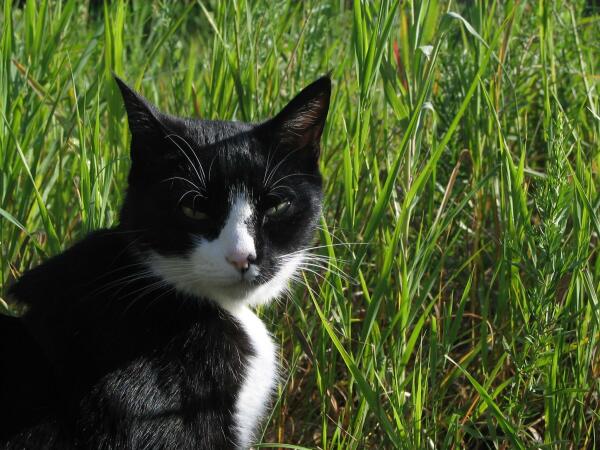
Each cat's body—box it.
[2,230,269,449]
[0,76,330,449]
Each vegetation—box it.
[1,0,599,448]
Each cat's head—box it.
[115,76,330,309]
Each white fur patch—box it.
[220,195,256,265]
[223,304,277,449]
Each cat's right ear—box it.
[258,76,331,160]
[114,75,164,138]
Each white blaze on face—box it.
[194,192,260,285]
[220,194,257,270]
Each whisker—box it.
[278,242,369,258]
[279,253,352,265]
[164,133,205,188]
[295,261,353,281]
[208,153,218,183]
[165,133,206,186]
[295,263,355,285]
[177,189,205,206]
[264,146,304,188]
[292,270,339,303]
[278,252,351,272]
[89,269,156,297]
[269,172,316,189]
[120,280,174,317]
[162,176,202,192]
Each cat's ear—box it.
[114,75,179,172]
[114,75,165,138]
[262,76,331,158]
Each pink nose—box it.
[226,252,256,271]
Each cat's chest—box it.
[82,303,276,449]
[226,306,277,449]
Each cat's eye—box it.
[265,200,291,217]
[181,205,209,221]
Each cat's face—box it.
[116,77,330,308]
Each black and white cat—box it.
[0,75,330,449]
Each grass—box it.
[1,0,599,448]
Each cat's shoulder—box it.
[8,228,132,307]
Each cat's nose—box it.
[226,252,256,272]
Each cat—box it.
[0,75,330,449]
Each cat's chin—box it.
[212,280,259,298]
[202,282,262,306]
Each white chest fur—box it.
[227,305,277,449]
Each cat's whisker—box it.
[91,236,148,279]
[119,270,197,303]
[275,250,354,283]
[300,253,351,262]
[164,133,206,189]
[88,265,154,286]
[279,252,351,265]
[190,193,204,210]
[278,253,349,272]
[179,134,207,188]
[295,259,351,276]
[315,225,354,247]
[269,172,316,189]
[207,153,218,183]
[120,279,176,317]
[294,266,342,293]
[139,286,179,317]
[262,147,276,187]
[162,176,203,192]
[290,269,337,303]
[87,260,149,285]
[277,242,367,259]
[89,270,156,297]
[165,133,207,186]
[293,260,354,283]
[263,146,303,188]
[177,189,205,206]
[267,183,298,195]
[265,189,290,201]
[96,268,154,286]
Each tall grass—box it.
[1,0,599,448]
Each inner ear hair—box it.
[269,76,331,152]
[281,95,328,143]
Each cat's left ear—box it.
[261,76,331,158]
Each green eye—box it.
[181,205,209,220]
[265,200,291,217]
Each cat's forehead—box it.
[172,119,263,168]
[183,119,254,146]
[166,121,269,197]
[203,140,268,193]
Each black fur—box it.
[0,76,330,449]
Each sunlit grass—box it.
[1,0,599,448]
